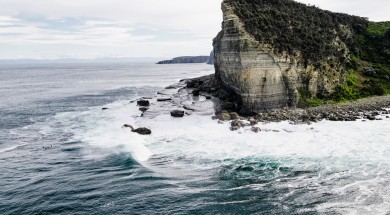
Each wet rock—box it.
[122,124,152,135]
[211,116,219,120]
[229,112,240,120]
[170,110,185,118]
[192,88,200,96]
[122,124,133,128]
[137,100,150,107]
[249,117,258,126]
[218,112,231,121]
[157,98,172,102]
[251,127,261,133]
[139,107,148,112]
[183,105,195,111]
[386,116,389,118]
[132,127,152,135]
[102,107,109,110]
[367,115,376,120]
[205,95,212,100]
[230,120,245,131]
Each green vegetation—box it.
[367,21,390,36]
[225,0,390,106]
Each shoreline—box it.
[184,75,390,124]
[131,74,390,133]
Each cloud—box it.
[0,0,389,59]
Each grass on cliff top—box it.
[367,21,390,36]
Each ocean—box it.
[0,62,390,215]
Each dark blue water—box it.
[1,62,389,215]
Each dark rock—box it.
[386,116,389,118]
[122,124,152,135]
[170,110,185,118]
[137,100,150,107]
[211,116,219,120]
[183,105,195,111]
[139,107,148,112]
[132,127,152,135]
[122,124,133,128]
[157,98,172,102]
[367,115,376,120]
[205,95,212,100]
[230,120,245,131]
[192,89,200,96]
[102,107,109,110]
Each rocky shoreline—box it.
[127,75,389,134]
[186,75,390,124]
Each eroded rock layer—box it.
[212,0,367,113]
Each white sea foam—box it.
[49,94,390,214]
[100,102,390,213]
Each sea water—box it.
[0,62,390,214]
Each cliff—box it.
[157,56,210,64]
[212,0,390,113]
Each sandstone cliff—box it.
[212,0,390,113]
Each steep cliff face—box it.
[213,0,390,113]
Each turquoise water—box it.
[1,62,390,214]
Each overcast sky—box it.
[0,0,389,59]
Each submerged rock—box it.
[170,110,185,118]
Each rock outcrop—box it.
[212,0,390,113]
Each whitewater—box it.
[0,62,389,214]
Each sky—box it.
[0,0,389,60]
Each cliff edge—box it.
[212,0,390,113]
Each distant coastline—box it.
[157,52,214,65]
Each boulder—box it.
[251,127,261,133]
[218,112,231,121]
[249,118,258,125]
[132,127,152,135]
[229,112,240,120]
[137,100,150,107]
[170,110,185,118]
[230,120,245,131]
[122,124,152,135]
